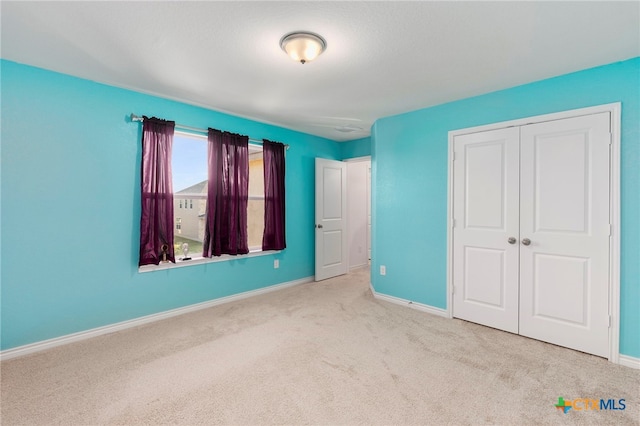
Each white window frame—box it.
[138,131,277,273]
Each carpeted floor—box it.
[1,268,638,425]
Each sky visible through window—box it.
[172,134,207,192]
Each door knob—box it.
[508,237,516,244]
[317,224,323,229]
[522,238,531,246]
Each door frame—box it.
[446,103,621,363]
[344,156,372,270]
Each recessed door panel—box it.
[323,167,343,219]
[463,247,505,308]
[323,230,343,266]
[465,142,506,230]
[533,254,589,326]
[534,131,589,234]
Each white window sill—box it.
[138,249,280,273]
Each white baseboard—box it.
[618,354,640,369]
[369,284,640,368]
[0,276,314,361]
[369,282,449,318]
[349,263,369,271]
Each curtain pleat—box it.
[262,139,286,251]
[203,129,249,257]
[139,117,176,266]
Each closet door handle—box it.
[507,237,516,244]
[522,238,531,246]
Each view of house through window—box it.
[172,132,264,258]
[248,146,265,248]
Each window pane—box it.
[248,149,265,249]
[172,133,207,257]
[171,137,266,256]
[248,199,265,248]
[248,154,263,197]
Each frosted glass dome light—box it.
[280,32,327,64]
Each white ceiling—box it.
[2,1,638,142]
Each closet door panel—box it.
[452,127,520,333]
[519,112,610,357]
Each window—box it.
[248,145,265,249]
[171,131,265,258]
[172,132,207,258]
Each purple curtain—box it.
[139,117,176,266]
[262,139,286,251]
[203,129,249,257]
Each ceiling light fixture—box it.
[280,31,326,64]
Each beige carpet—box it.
[1,268,638,425]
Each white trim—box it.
[618,355,640,370]
[369,283,448,318]
[448,103,622,137]
[446,103,622,363]
[608,103,621,365]
[349,263,369,271]
[0,276,313,361]
[446,132,455,320]
[139,249,281,273]
[343,155,371,163]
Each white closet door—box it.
[452,127,520,333]
[519,112,611,357]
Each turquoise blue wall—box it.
[3,58,638,357]
[341,137,371,159]
[371,58,640,358]
[0,60,341,351]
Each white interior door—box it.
[315,158,348,281]
[452,127,521,333]
[519,112,611,357]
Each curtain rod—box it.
[130,113,289,149]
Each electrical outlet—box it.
[274,259,279,269]
[380,265,386,276]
